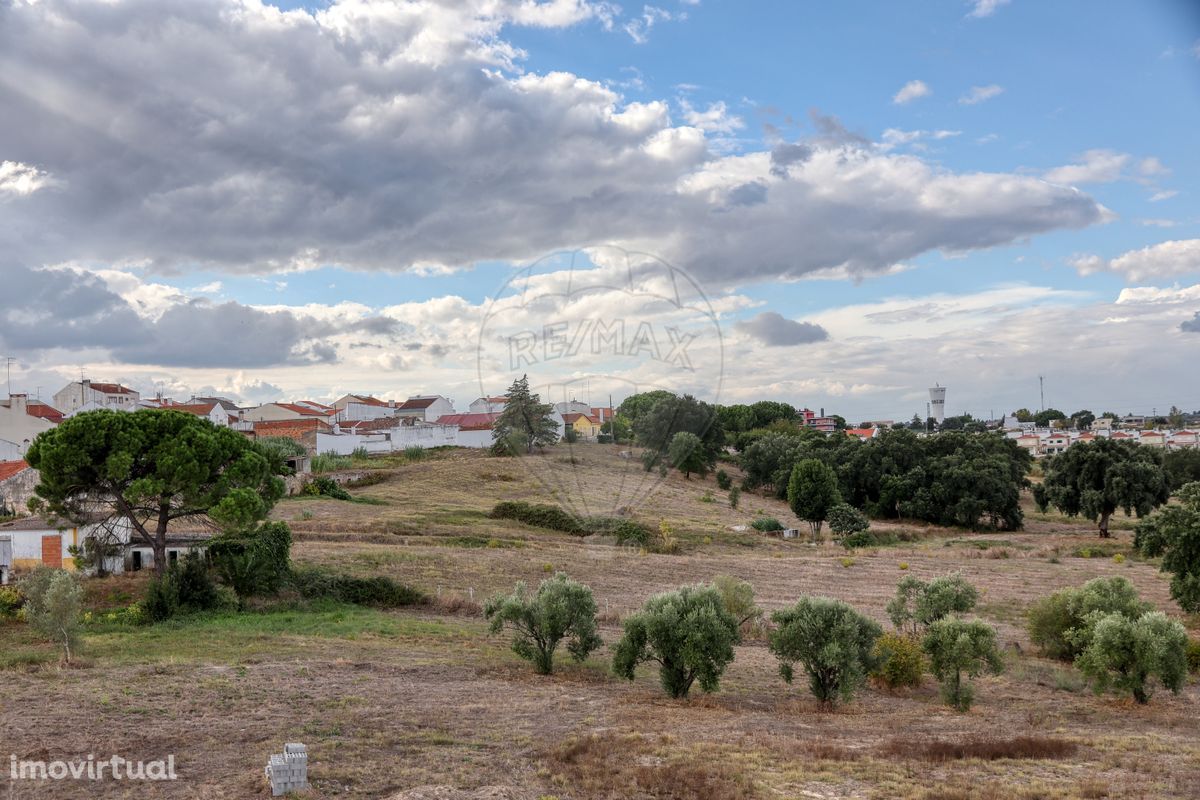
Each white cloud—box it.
[0,1,1105,289]
[892,80,932,105]
[880,128,961,151]
[1043,149,1130,185]
[624,5,680,44]
[966,0,1011,19]
[1138,157,1170,177]
[0,160,52,196]
[1149,190,1179,202]
[679,100,744,134]
[1071,239,1200,282]
[958,84,1005,105]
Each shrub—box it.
[489,501,584,534]
[711,575,761,629]
[769,596,882,706]
[612,584,740,698]
[1074,611,1188,704]
[872,633,924,689]
[303,475,353,501]
[24,570,83,662]
[351,446,370,460]
[715,469,732,490]
[484,573,602,674]
[612,519,651,547]
[209,522,293,599]
[728,486,740,509]
[310,452,353,473]
[1186,638,1200,674]
[288,567,427,608]
[143,572,180,622]
[1026,576,1151,661]
[668,431,709,478]
[751,517,784,532]
[403,445,427,462]
[887,573,978,636]
[142,554,222,622]
[827,504,869,539]
[0,585,23,617]
[922,617,1003,711]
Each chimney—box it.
[10,393,27,415]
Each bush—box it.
[484,573,603,674]
[827,504,869,539]
[0,585,22,617]
[209,521,293,599]
[769,596,882,706]
[288,566,427,608]
[715,469,732,490]
[922,617,1003,711]
[142,553,223,622]
[751,517,784,532]
[1075,611,1188,703]
[612,519,651,547]
[310,452,353,473]
[728,486,740,509]
[403,445,427,462]
[711,574,761,629]
[872,633,924,689]
[1134,482,1200,613]
[1186,638,1200,674]
[489,501,584,534]
[1026,576,1151,661]
[612,584,740,698]
[887,573,978,636]
[303,475,353,501]
[25,569,83,662]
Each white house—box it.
[52,380,140,416]
[1169,430,1198,450]
[0,516,130,574]
[395,395,455,422]
[333,394,398,422]
[468,396,508,414]
[243,402,336,423]
[0,394,62,456]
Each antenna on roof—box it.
[3,356,14,397]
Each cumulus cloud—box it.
[959,84,1005,105]
[966,0,1010,18]
[735,312,829,346]
[892,80,932,105]
[1044,149,1131,185]
[1071,239,1200,282]
[0,0,1107,288]
[1182,313,1200,333]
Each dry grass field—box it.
[1,444,1198,799]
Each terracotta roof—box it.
[165,403,218,417]
[25,401,65,423]
[255,418,331,434]
[1111,432,1133,439]
[398,397,438,410]
[341,417,405,433]
[483,396,508,403]
[347,395,389,407]
[0,460,30,482]
[274,403,334,417]
[86,382,135,395]
[434,412,499,432]
[846,428,874,437]
[562,412,599,425]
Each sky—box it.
[1,0,1198,422]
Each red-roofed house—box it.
[52,380,140,416]
[562,412,601,440]
[395,395,455,422]
[434,412,500,448]
[243,402,337,423]
[165,402,231,427]
[845,427,877,440]
[0,394,60,457]
[1169,430,1198,450]
[333,393,399,422]
[468,396,508,414]
[252,418,332,451]
[1140,430,1166,448]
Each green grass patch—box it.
[438,536,526,550]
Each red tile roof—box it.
[562,412,599,425]
[87,382,135,395]
[275,403,334,417]
[341,417,405,433]
[165,403,218,417]
[346,395,389,407]
[398,397,438,410]
[846,428,874,438]
[25,401,64,424]
[255,418,331,435]
[0,460,30,482]
[434,412,499,432]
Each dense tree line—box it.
[741,428,1031,530]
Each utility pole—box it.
[1039,376,1045,412]
[3,356,13,397]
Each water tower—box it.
[928,384,947,424]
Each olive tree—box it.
[826,504,869,540]
[886,573,979,637]
[769,597,882,706]
[1033,439,1170,538]
[787,458,842,542]
[22,568,83,663]
[922,617,1003,711]
[1026,576,1151,661]
[1134,482,1200,613]
[26,409,284,574]
[667,431,708,478]
[612,583,739,698]
[1075,611,1188,704]
[484,573,602,675]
